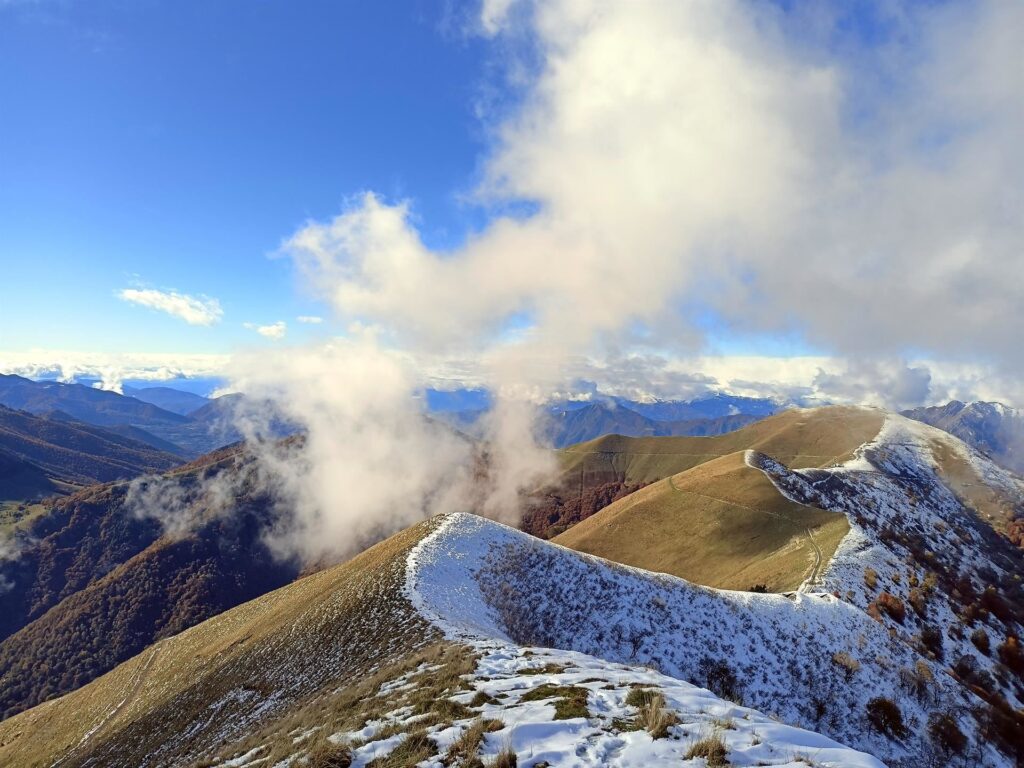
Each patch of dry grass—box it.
[518,684,590,720]
[367,729,436,767]
[306,732,352,768]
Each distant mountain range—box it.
[903,400,1024,474]
[122,385,211,416]
[0,375,243,459]
[543,401,764,447]
[433,392,781,448]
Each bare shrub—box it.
[997,634,1024,679]
[698,657,743,704]
[865,697,907,739]
[919,624,944,661]
[927,713,966,756]
[971,627,991,656]
[863,567,878,590]
[870,592,906,624]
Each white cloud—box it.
[286,0,1023,385]
[296,315,323,324]
[118,288,223,326]
[244,321,287,340]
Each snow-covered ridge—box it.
[753,414,1023,696]
[405,511,997,766]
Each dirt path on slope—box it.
[53,645,161,766]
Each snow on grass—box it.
[406,512,988,764]
[331,642,884,768]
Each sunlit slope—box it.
[557,406,884,485]
[0,520,442,768]
[554,451,849,591]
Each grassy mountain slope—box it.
[0,519,441,768]
[554,451,849,591]
[560,406,883,482]
[0,405,183,487]
[523,406,882,538]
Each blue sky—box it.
[0,1,491,353]
[1,0,1019,410]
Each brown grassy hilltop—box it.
[549,407,883,591]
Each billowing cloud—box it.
[127,0,1024,562]
[118,288,223,326]
[244,321,287,340]
[288,0,1022,381]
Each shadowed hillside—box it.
[0,405,183,487]
[0,445,299,719]
[0,520,441,768]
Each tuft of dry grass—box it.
[306,732,352,768]
[684,731,730,766]
[636,692,678,739]
[624,687,659,708]
[489,745,517,768]
[367,729,436,767]
[444,718,504,767]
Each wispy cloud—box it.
[118,288,223,326]
[244,321,287,340]
[296,315,323,324]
